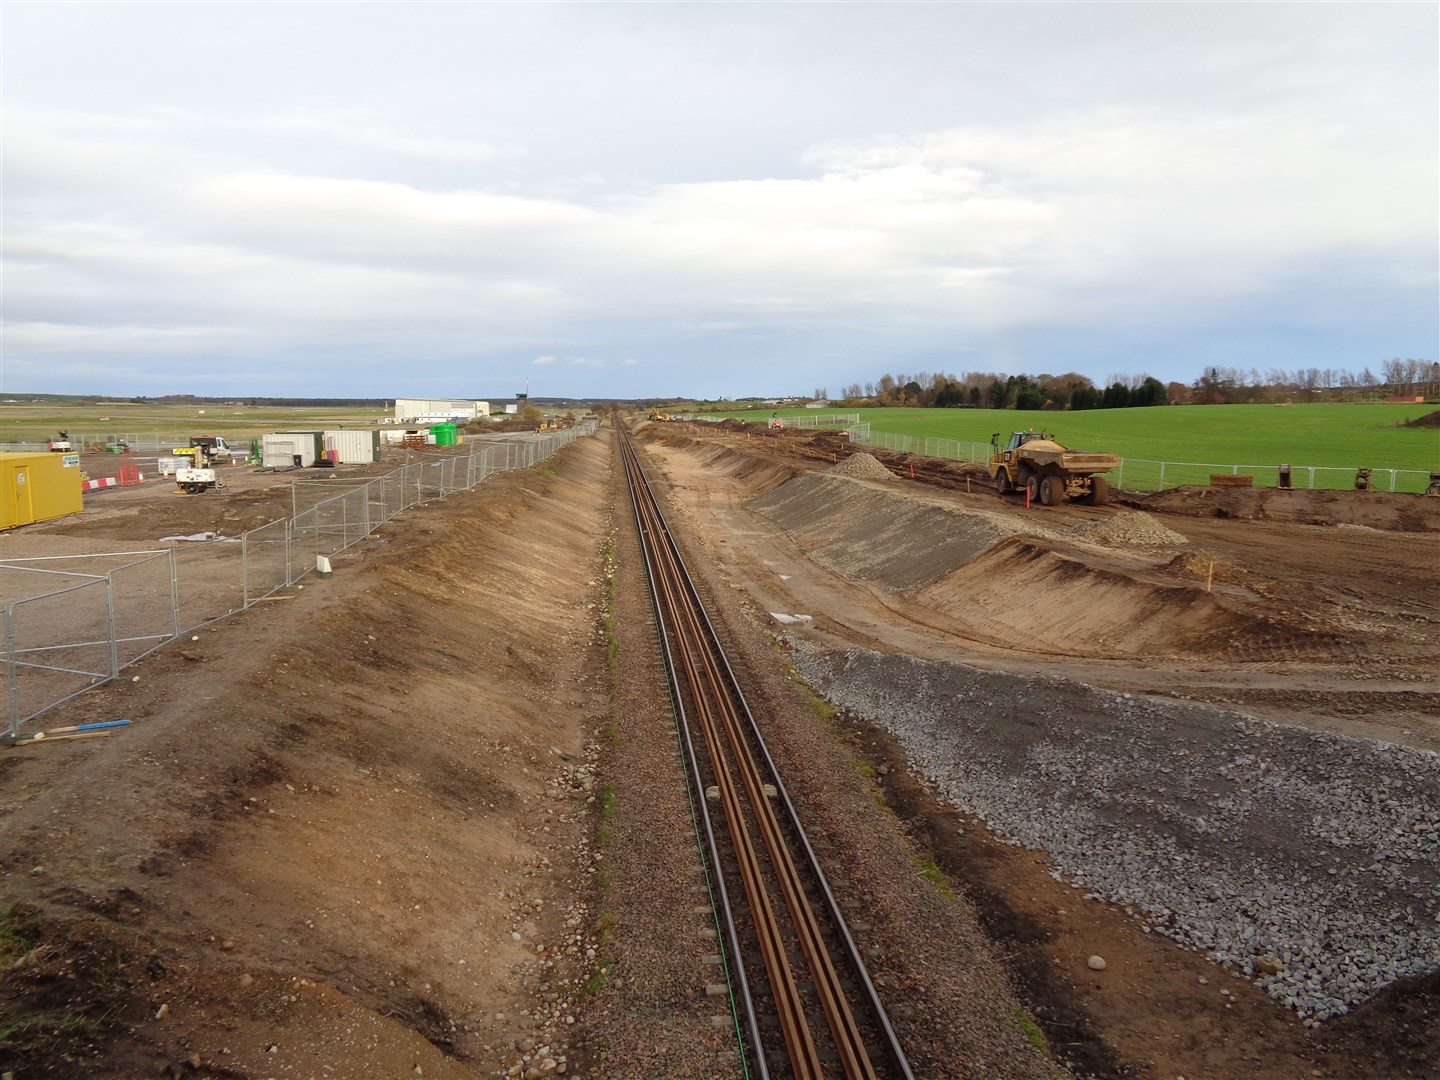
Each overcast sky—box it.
[2,3,1435,401]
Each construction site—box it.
[0,413,1435,1079]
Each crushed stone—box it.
[1071,511,1187,548]
[827,452,896,481]
[791,641,1440,1024]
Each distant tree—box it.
[1102,382,1131,408]
[1133,376,1167,406]
[933,381,966,407]
[1015,383,1046,410]
[1192,367,1230,405]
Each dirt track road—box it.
[1,420,1436,1079]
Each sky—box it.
[2,2,1436,401]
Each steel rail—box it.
[618,425,914,1080]
[623,437,770,1078]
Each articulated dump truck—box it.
[989,430,1120,506]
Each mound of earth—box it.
[826,452,895,481]
[1402,409,1440,428]
[1070,510,1187,548]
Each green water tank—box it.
[432,422,458,446]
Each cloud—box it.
[246,109,514,163]
[1,4,1434,396]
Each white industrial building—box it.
[393,398,490,423]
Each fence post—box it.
[5,607,17,740]
[1158,462,1165,490]
[167,550,181,640]
[104,575,120,680]
[242,529,252,606]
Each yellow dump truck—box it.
[989,431,1120,506]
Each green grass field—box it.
[705,403,1439,472]
[694,402,1439,492]
[0,402,391,445]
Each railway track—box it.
[617,424,914,1080]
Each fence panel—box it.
[243,518,292,605]
[5,578,115,736]
[106,551,180,665]
[172,542,248,630]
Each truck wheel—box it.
[1040,474,1064,506]
[1082,477,1111,505]
[1021,469,1039,504]
[995,470,1013,495]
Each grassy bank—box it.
[703,403,1439,471]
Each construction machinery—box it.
[173,453,218,494]
[989,430,1120,506]
[169,444,223,494]
[166,437,236,493]
[173,436,233,464]
[48,431,73,452]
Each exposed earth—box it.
[0,418,1436,1079]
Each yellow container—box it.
[1,451,84,530]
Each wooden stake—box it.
[1206,560,1215,592]
[10,731,112,747]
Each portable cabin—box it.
[261,431,327,469]
[320,429,382,464]
[1,451,84,530]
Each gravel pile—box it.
[1071,511,1187,548]
[792,642,1440,1023]
[828,452,895,481]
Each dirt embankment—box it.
[743,453,1437,667]
[1,439,613,1078]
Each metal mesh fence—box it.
[0,551,181,735]
[1,423,597,737]
[5,578,114,729]
[842,427,1432,493]
[243,517,291,606]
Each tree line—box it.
[819,358,1436,410]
